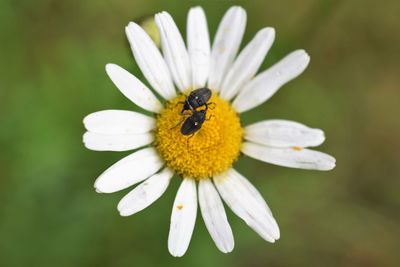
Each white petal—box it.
[245,119,325,148]
[117,167,173,216]
[155,12,191,92]
[228,171,280,237]
[105,64,162,113]
[214,169,280,242]
[83,110,155,135]
[233,171,273,217]
[199,179,234,253]
[208,6,246,91]
[94,147,163,193]
[125,22,176,100]
[233,50,310,113]
[83,131,153,152]
[187,7,210,89]
[168,178,197,257]
[242,142,336,171]
[220,27,275,101]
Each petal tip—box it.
[94,187,103,193]
[168,248,185,258]
[273,229,281,240]
[118,209,132,217]
[319,155,336,171]
[316,129,326,144]
[105,63,118,76]
[326,161,336,171]
[94,178,108,194]
[231,5,245,12]
[82,116,89,128]
[263,27,276,35]
[105,63,113,70]
[226,6,246,20]
[221,242,235,253]
[126,21,138,29]
[189,6,204,13]
[297,49,311,64]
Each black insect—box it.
[171,88,215,144]
[179,87,212,113]
[179,109,214,146]
[180,109,207,135]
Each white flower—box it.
[83,6,336,257]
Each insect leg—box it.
[207,102,216,110]
[205,114,215,121]
[180,111,192,116]
[170,116,188,130]
[175,101,186,110]
[186,133,195,148]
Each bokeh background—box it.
[1,0,399,266]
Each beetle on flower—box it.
[83,6,336,257]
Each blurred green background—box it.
[1,0,399,266]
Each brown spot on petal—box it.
[176,204,183,210]
[292,146,303,151]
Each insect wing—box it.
[191,88,211,107]
[180,116,198,135]
[180,110,206,135]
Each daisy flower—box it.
[83,6,336,257]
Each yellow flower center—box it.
[155,92,243,180]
